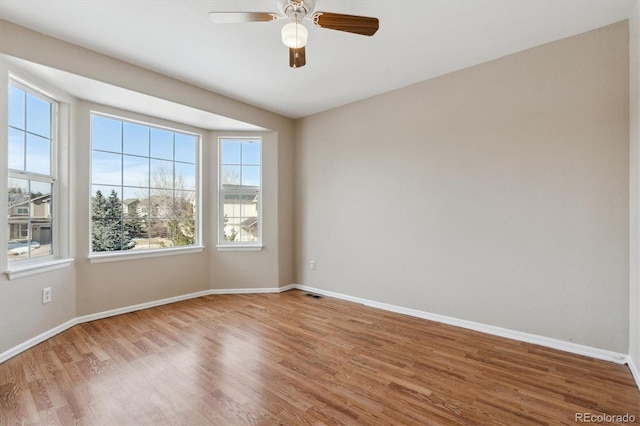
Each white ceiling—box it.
[0,0,636,120]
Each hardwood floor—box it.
[1,289,638,425]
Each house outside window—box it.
[218,137,262,248]
[7,83,55,261]
[90,113,199,254]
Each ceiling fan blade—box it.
[208,12,280,24]
[312,12,379,36]
[289,47,306,68]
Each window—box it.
[90,113,199,254]
[218,138,261,247]
[7,83,55,261]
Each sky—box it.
[90,114,198,200]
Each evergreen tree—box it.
[91,190,135,252]
[125,199,143,238]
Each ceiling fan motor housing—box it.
[280,0,315,19]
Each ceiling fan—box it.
[208,0,379,68]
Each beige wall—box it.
[0,20,295,354]
[295,22,630,352]
[630,1,640,369]
[0,16,633,360]
[0,268,76,352]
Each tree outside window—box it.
[90,114,198,253]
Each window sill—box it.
[216,245,263,252]
[89,246,204,264]
[5,258,74,280]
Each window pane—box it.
[241,165,260,187]
[123,122,149,156]
[30,221,52,258]
[123,187,149,248]
[223,193,241,218]
[149,219,174,248]
[221,140,241,164]
[172,219,195,246]
[91,185,121,219]
[223,217,241,242]
[239,221,258,242]
[240,192,259,218]
[92,219,123,252]
[175,162,196,191]
[175,133,196,163]
[242,140,260,165]
[8,178,53,260]
[221,165,240,186]
[92,115,122,152]
[240,191,259,242]
[92,184,120,200]
[30,181,52,220]
[92,151,122,185]
[26,93,51,138]
[8,128,25,171]
[150,159,173,188]
[8,85,25,129]
[150,188,173,218]
[123,187,149,218]
[150,128,173,160]
[174,190,195,217]
[123,155,149,187]
[8,178,29,217]
[26,133,51,175]
[130,227,150,250]
[31,182,53,257]
[8,222,29,259]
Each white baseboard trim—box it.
[627,356,640,390]
[208,284,297,295]
[0,318,79,364]
[75,289,214,324]
[0,285,293,364]
[0,283,630,370]
[294,284,629,365]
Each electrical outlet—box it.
[310,260,316,270]
[42,287,51,304]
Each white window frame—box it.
[6,79,57,264]
[88,111,203,262]
[1,64,73,279]
[217,136,263,250]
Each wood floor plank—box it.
[0,289,638,425]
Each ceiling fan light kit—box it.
[208,0,379,68]
[281,21,308,48]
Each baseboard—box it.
[627,356,640,390]
[294,284,628,365]
[0,318,79,364]
[1,283,629,367]
[208,284,296,294]
[75,289,214,324]
[0,284,293,364]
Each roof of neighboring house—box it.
[8,192,51,209]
